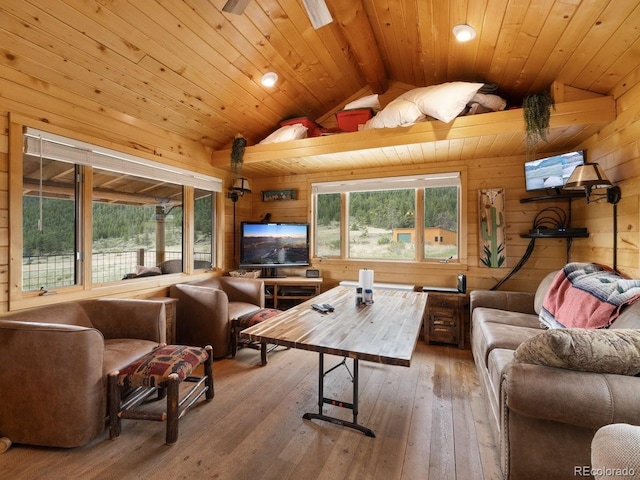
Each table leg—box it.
[303,353,375,437]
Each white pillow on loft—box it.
[259,123,308,144]
[399,82,484,123]
[344,94,382,112]
[362,99,425,130]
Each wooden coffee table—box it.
[240,285,428,437]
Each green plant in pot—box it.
[230,134,247,174]
[523,90,554,159]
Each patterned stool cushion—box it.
[118,345,209,388]
[235,308,282,329]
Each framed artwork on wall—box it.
[262,189,296,202]
[478,188,506,268]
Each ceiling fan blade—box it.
[222,0,252,15]
[301,0,333,29]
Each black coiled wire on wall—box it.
[491,207,567,291]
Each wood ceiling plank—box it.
[22,0,146,63]
[42,0,259,144]
[500,0,561,96]
[579,3,640,93]
[558,0,636,88]
[529,0,608,95]
[0,17,214,144]
[487,0,529,88]
[471,0,509,83]
[107,0,284,130]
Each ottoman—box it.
[230,308,282,365]
[108,344,214,444]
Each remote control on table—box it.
[322,304,335,312]
[311,304,329,313]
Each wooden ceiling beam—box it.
[327,0,389,94]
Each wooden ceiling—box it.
[2,1,639,176]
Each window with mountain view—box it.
[92,168,184,283]
[20,127,221,293]
[22,159,79,291]
[313,173,460,262]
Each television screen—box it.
[524,150,585,192]
[239,222,310,269]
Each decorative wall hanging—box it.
[479,188,506,268]
[262,189,296,202]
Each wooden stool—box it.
[108,344,214,445]
[230,308,282,365]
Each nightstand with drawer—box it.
[424,291,467,349]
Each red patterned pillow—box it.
[118,345,208,388]
[235,308,282,329]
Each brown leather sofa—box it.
[471,271,640,480]
[0,299,166,448]
[170,276,264,359]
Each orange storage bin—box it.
[335,108,374,132]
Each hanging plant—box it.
[523,90,554,159]
[230,134,246,173]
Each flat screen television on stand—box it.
[239,222,310,278]
[524,150,585,194]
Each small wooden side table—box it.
[147,297,179,344]
[423,290,468,349]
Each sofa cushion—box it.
[103,338,159,374]
[473,307,541,329]
[513,328,640,376]
[472,311,542,366]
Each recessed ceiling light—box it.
[260,72,278,87]
[453,24,476,42]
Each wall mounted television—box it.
[524,150,585,193]
[239,222,310,275]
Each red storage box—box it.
[335,108,374,132]
[279,117,324,137]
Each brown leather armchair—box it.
[0,299,166,448]
[170,276,264,359]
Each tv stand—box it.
[263,276,322,309]
[260,267,287,278]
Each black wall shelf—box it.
[519,192,585,203]
[520,231,589,239]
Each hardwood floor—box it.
[2,342,501,480]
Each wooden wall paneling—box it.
[3,76,214,174]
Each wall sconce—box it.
[563,162,621,204]
[260,72,278,88]
[228,177,251,203]
[453,24,476,42]
[563,162,622,272]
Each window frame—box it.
[9,119,222,309]
[312,171,466,265]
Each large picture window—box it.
[313,173,461,262]
[20,127,221,292]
